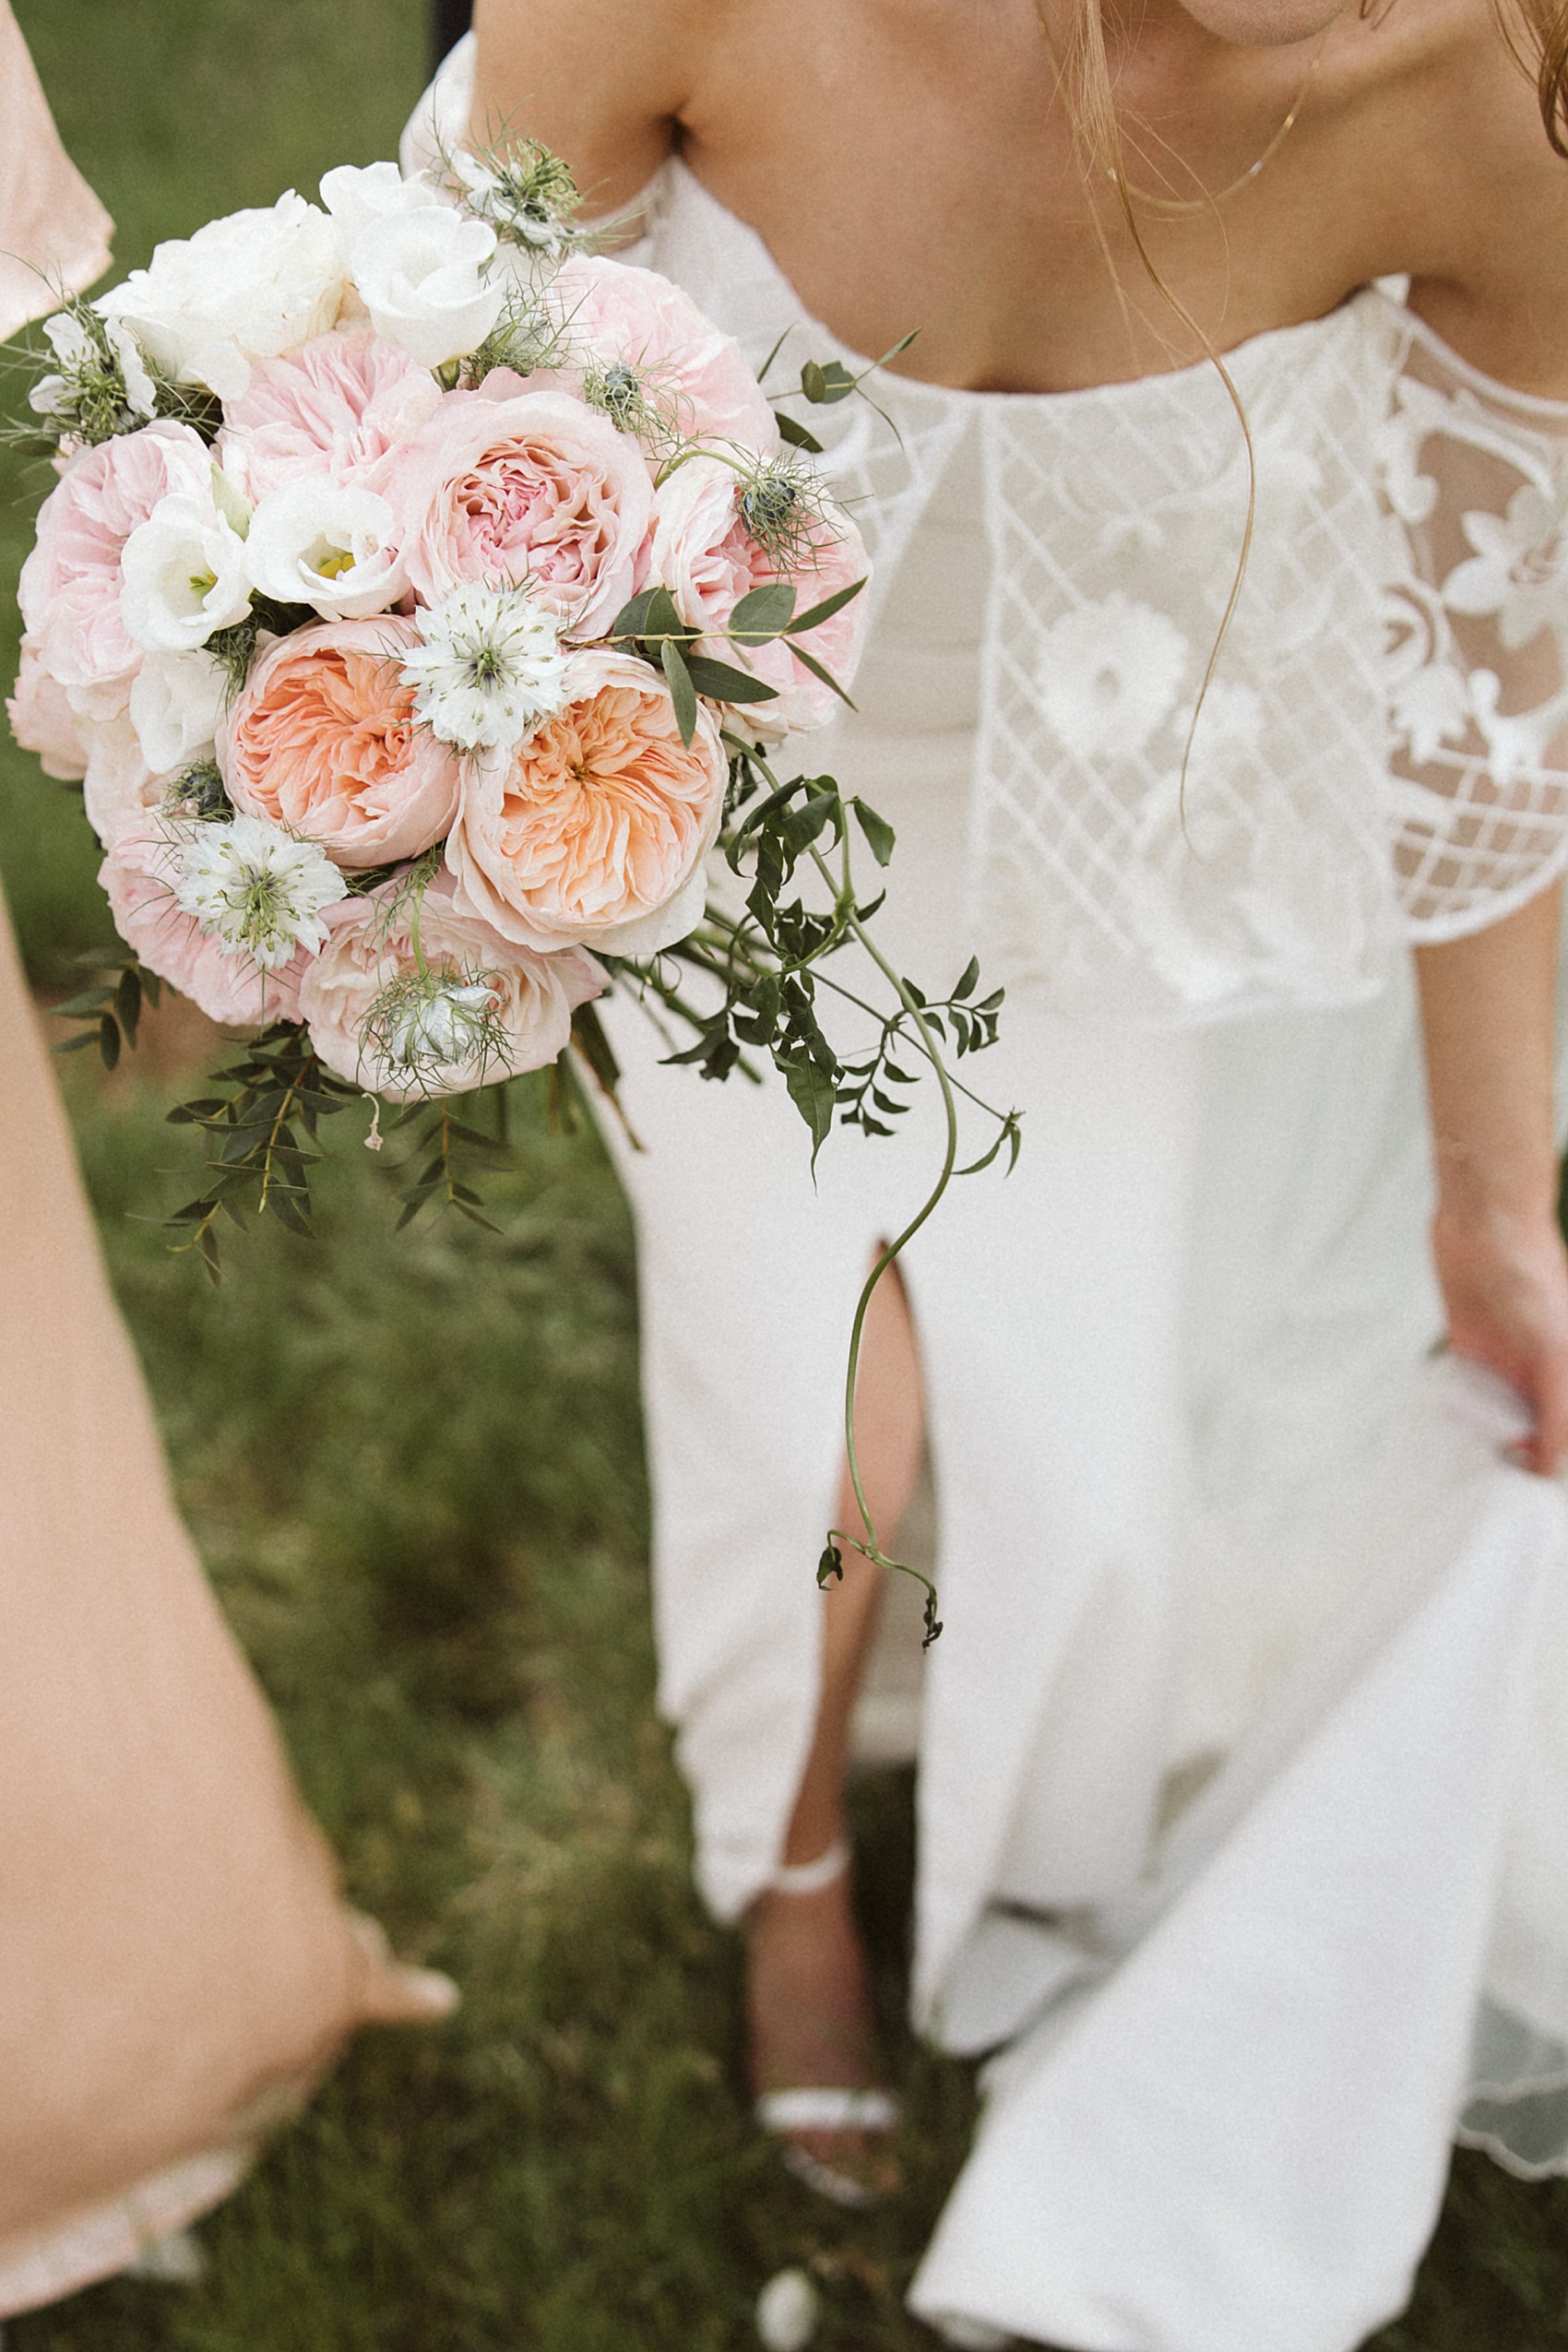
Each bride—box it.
[422,4,1568,2345]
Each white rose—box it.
[121,491,252,655]
[129,648,227,774]
[245,478,406,620]
[97,193,345,404]
[319,160,451,255]
[349,208,504,369]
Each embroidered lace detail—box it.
[969,299,1402,1018]
[1377,315,1568,939]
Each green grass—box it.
[5,2,1568,2344]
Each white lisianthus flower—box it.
[97,193,345,404]
[120,491,252,655]
[246,478,407,621]
[43,311,95,369]
[172,813,348,968]
[129,648,227,774]
[348,208,505,369]
[106,321,159,420]
[319,160,452,255]
[400,582,568,752]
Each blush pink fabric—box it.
[0,889,447,2319]
[0,15,448,2309]
[0,0,112,340]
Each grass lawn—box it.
[5,3,1568,2344]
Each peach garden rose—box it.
[220,617,462,869]
[445,647,728,956]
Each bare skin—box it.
[475,0,1568,2189]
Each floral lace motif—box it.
[1378,316,1568,940]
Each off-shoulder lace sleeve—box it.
[1378,312,1568,938]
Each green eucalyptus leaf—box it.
[115,964,142,1048]
[607,587,658,643]
[660,636,699,747]
[786,576,865,636]
[775,410,825,454]
[784,638,856,709]
[683,655,780,706]
[729,582,797,642]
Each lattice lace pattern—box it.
[969,296,1405,1019]
[641,167,1568,1018]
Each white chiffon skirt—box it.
[596,439,1568,2349]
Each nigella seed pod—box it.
[741,473,799,542]
[381,979,500,1072]
[597,362,642,425]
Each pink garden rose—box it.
[220,617,460,869]
[101,824,307,1027]
[649,457,870,733]
[299,872,602,1099]
[537,256,780,456]
[445,647,727,956]
[385,388,653,639]
[81,709,162,847]
[7,637,88,780]
[18,422,213,718]
[220,328,444,501]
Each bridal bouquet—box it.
[6,143,1014,1628]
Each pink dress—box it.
[0,7,449,2313]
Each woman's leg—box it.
[746,1256,925,2185]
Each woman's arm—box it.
[1416,885,1568,1473]
[470,0,701,208]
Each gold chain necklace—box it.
[1111,25,1331,214]
[1029,4,1335,217]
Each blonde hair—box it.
[1497,0,1568,151]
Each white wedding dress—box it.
[410,48,1568,2352]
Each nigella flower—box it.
[374,973,503,1075]
[171,813,347,968]
[449,143,579,256]
[400,582,568,753]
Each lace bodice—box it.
[409,43,1568,1022]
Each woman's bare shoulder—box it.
[471,0,726,206]
[1393,0,1568,391]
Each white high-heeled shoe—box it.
[751,1840,902,2208]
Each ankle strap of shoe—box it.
[768,1837,850,1896]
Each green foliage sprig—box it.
[50,953,160,1072]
